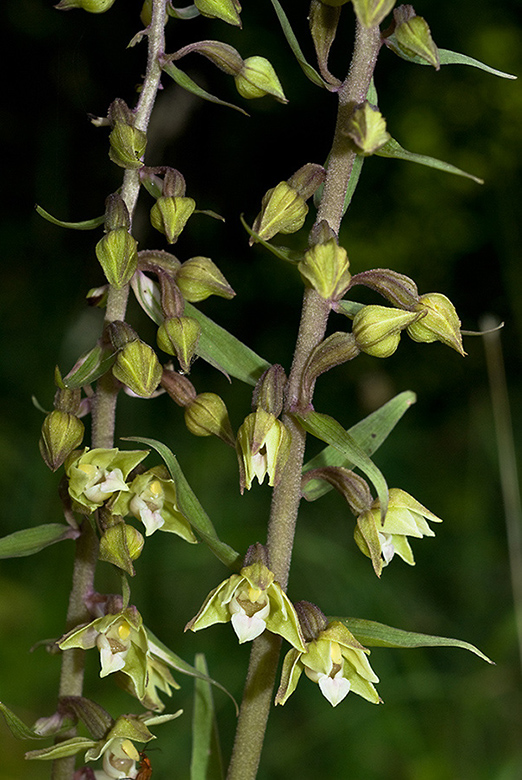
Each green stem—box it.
[226,19,382,780]
[51,3,167,778]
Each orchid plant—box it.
[1,0,515,778]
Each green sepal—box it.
[376,136,483,184]
[35,205,105,230]
[302,390,415,500]
[161,58,249,115]
[25,737,97,760]
[295,410,389,519]
[268,0,328,88]
[0,523,78,560]
[332,617,493,663]
[125,436,241,569]
[190,653,225,780]
[384,41,517,79]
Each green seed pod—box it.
[39,410,85,472]
[150,196,196,244]
[176,256,235,302]
[113,340,163,397]
[95,228,138,289]
[157,316,201,373]
[184,393,235,445]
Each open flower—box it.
[276,605,380,707]
[236,409,291,492]
[65,448,148,514]
[58,607,149,699]
[185,555,306,651]
[111,465,196,542]
[354,488,442,576]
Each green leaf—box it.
[145,628,239,714]
[25,737,96,761]
[385,39,516,79]
[184,301,271,386]
[0,702,49,740]
[125,437,242,569]
[296,410,389,517]
[269,0,327,88]
[240,214,302,264]
[334,617,494,664]
[302,391,416,501]
[334,299,365,318]
[0,524,78,560]
[35,205,105,231]
[62,344,117,389]
[161,59,249,115]
[191,654,224,780]
[376,136,483,184]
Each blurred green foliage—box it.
[1,0,521,778]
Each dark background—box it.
[1,0,521,778]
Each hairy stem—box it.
[226,19,382,780]
[51,3,167,778]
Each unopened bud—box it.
[298,239,351,300]
[55,0,116,11]
[352,305,419,358]
[95,228,138,289]
[39,410,85,471]
[407,293,465,355]
[104,193,131,232]
[251,183,307,245]
[112,340,163,396]
[393,6,440,69]
[344,102,391,156]
[287,163,326,201]
[184,393,235,445]
[194,0,241,26]
[174,41,243,75]
[109,124,147,170]
[252,364,286,417]
[99,522,144,576]
[302,332,359,396]
[294,600,328,642]
[176,256,235,302]
[150,197,196,244]
[349,268,419,309]
[351,0,396,28]
[235,57,287,103]
[157,316,201,373]
[161,368,197,407]
[107,321,139,350]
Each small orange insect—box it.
[136,752,152,780]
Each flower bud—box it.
[393,6,440,69]
[352,305,419,358]
[301,332,359,397]
[287,163,327,201]
[252,364,286,417]
[348,268,419,309]
[407,293,465,355]
[175,41,243,75]
[176,256,235,302]
[161,368,197,407]
[95,228,138,289]
[302,467,372,514]
[109,123,147,170]
[157,316,201,373]
[39,410,85,472]
[235,57,287,103]
[294,601,328,642]
[184,393,235,445]
[251,183,308,245]
[113,340,163,397]
[55,0,116,11]
[99,522,145,576]
[150,196,196,244]
[298,239,351,300]
[344,102,391,156]
[194,0,241,26]
[107,320,139,350]
[104,193,131,232]
[351,0,396,28]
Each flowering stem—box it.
[226,18,382,780]
[51,4,167,779]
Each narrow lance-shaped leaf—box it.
[145,629,239,715]
[160,59,249,115]
[25,738,97,761]
[0,702,52,740]
[296,410,389,518]
[302,391,416,501]
[35,205,105,230]
[385,40,516,79]
[0,524,79,560]
[333,617,493,664]
[125,436,242,569]
[191,654,225,780]
[268,0,328,88]
[376,137,484,184]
